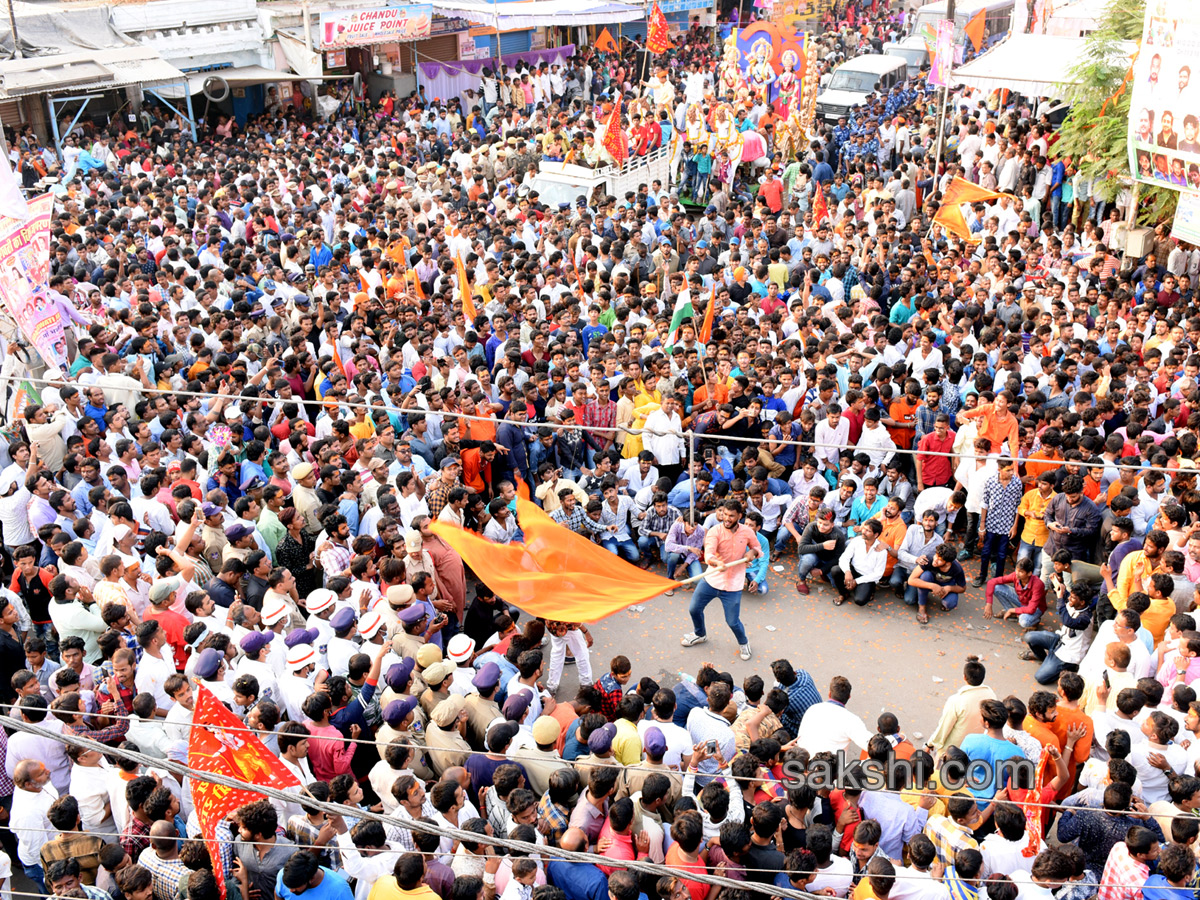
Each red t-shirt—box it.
[144,606,188,671]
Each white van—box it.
[883,35,930,79]
[815,54,909,123]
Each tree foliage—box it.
[1053,0,1176,224]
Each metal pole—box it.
[687,428,695,520]
[932,0,955,178]
[6,0,20,60]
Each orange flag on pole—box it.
[699,283,717,344]
[596,27,619,53]
[455,253,478,323]
[429,496,678,622]
[965,9,986,51]
[932,176,1005,241]
[188,684,300,900]
[647,2,671,54]
[602,99,629,166]
[812,182,830,226]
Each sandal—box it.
[833,597,845,606]
[1018,649,1038,661]
[917,610,929,624]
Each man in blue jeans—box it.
[681,500,761,662]
[794,507,845,595]
[1020,583,1095,684]
[984,557,1047,628]
[907,543,967,625]
[892,509,944,605]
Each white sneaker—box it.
[680,632,708,647]
[739,643,752,661]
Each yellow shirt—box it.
[1017,488,1053,546]
[612,718,643,767]
[349,417,376,441]
[369,876,441,900]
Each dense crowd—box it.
[0,4,1198,900]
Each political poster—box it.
[0,194,67,373]
[319,6,433,49]
[1171,191,1200,243]
[928,19,953,87]
[1127,0,1200,194]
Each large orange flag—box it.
[965,9,986,51]
[812,182,830,226]
[429,496,678,622]
[596,27,619,53]
[189,684,300,900]
[455,253,478,322]
[699,283,717,343]
[647,2,671,54]
[932,176,1005,241]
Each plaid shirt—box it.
[641,509,678,540]
[67,692,129,746]
[938,379,962,417]
[580,399,617,442]
[551,505,589,535]
[138,847,190,900]
[1098,841,1149,900]
[319,541,353,579]
[924,814,979,868]
[981,474,1025,534]
[120,814,152,859]
[538,793,571,846]
[427,479,455,521]
[914,404,940,445]
[778,669,822,735]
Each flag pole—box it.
[671,553,757,589]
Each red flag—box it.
[647,2,671,54]
[699,283,717,343]
[188,684,300,900]
[595,27,619,53]
[602,100,629,166]
[812,181,830,226]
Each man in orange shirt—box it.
[1024,429,1065,485]
[957,390,1019,458]
[1022,691,1063,755]
[872,497,908,581]
[1049,672,1094,794]
[885,382,921,450]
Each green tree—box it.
[1053,0,1176,223]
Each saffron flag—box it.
[429,496,679,622]
[932,176,1005,241]
[455,253,478,322]
[698,284,717,344]
[812,181,830,226]
[602,100,629,166]
[965,9,986,51]
[596,27,618,53]
[647,2,671,54]
[188,684,300,900]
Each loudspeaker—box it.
[634,48,652,82]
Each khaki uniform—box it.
[465,694,502,750]
[425,724,471,775]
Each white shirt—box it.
[837,536,889,585]
[637,718,692,768]
[1008,871,1057,900]
[857,424,897,469]
[642,409,685,465]
[890,867,950,900]
[134,651,176,712]
[795,701,874,755]
[1129,741,1188,803]
[809,856,853,897]
[10,783,57,866]
[981,831,1038,879]
[69,762,115,832]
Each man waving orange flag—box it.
[430,496,678,622]
[932,176,1006,241]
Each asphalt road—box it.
[558,554,1042,743]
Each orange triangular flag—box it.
[455,253,478,322]
[429,497,677,622]
[699,283,716,344]
[965,9,986,51]
[932,176,1006,241]
[596,27,618,53]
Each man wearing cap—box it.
[425,696,471,775]
[464,662,503,749]
[143,578,188,671]
[234,630,279,708]
[444,634,478,698]
[326,608,360,677]
[291,463,321,533]
[419,660,455,719]
[522,716,567,795]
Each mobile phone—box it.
[1102,670,1110,689]
[706,740,717,754]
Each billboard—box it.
[319,6,433,48]
[1127,0,1200,193]
[0,194,67,373]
